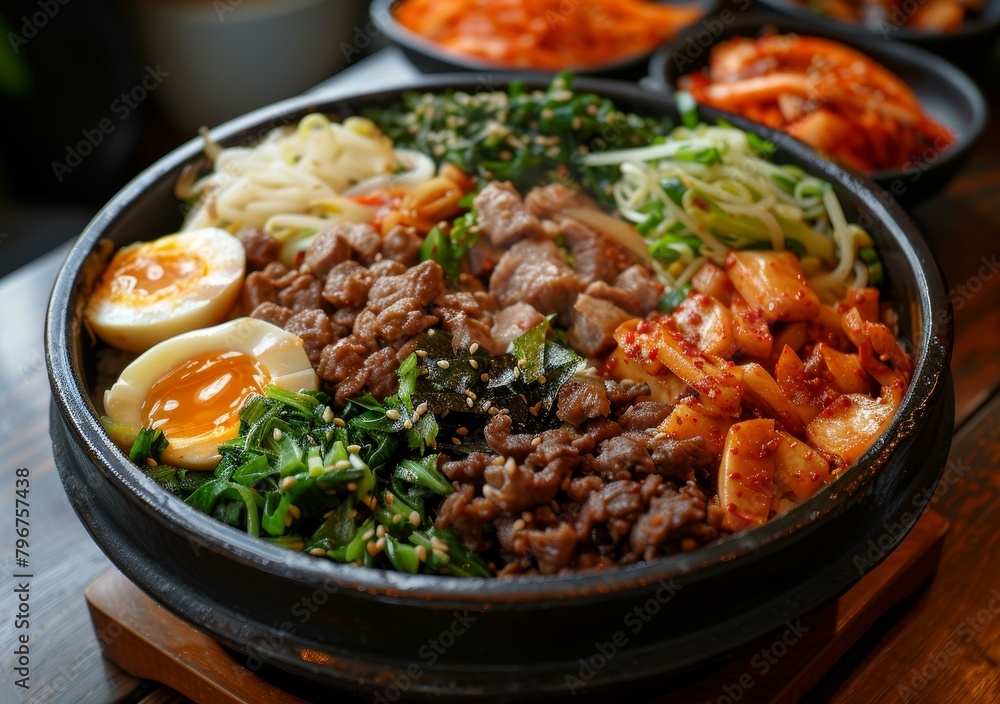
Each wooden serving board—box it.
[85,510,950,704]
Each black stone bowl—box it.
[647,13,987,205]
[370,0,721,81]
[754,0,1000,67]
[46,75,954,702]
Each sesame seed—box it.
[309,548,327,557]
[349,508,358,518]
[437,360,450,369]
[376,524,386,539]
[346,482,358,492]
[505,457,517,476]
[403,420,412,430]
[491,455,506,466]
[325,430,333,441]
[428,329,436,336]
[451,437,462,445]
[284,513,293,528]
[386,492,396,505]
[288,504,301,520]
[323,509,336,519]
[465,389,477,399]
[280,476,297,491]
[517,359,527,368]
[537,375,547,384]
[430,537,449,552]
[322,407,334,423]
[392,514,402,524]
[512,519,526,532]
[654,432,667,440]
[466,397,474,408]
[550,500,560,513]
[366,541,381,556]
[333,418,346,428]
[415,545,428,562]
[347,444,361,454]
[146,458,157,467]
[488,407,499,415]
[415,401,429,415]
[331,459,349,471]
[513,368,520,379]
[469,359,479,370]
[531,436,542,447]
[456,427,469,436]
[480,373,489,382]
[385,409,401,420]
[416,349,428,358]
[521,511,533,522]
[528,406,539,417]
[560,477,572,491]
[272,428,284,441]
[469,343,479,354]
[361,528,375,541]
[409,511,421,527]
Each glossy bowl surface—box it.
[47,75,953,700]
[647,12,988,204]
[370,0,721,80]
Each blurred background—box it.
[0,0,374,278]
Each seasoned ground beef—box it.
[230,180,715,575]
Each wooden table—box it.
[3,48,999,704]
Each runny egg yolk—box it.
[142,350,269,461]
[97,242,208,303]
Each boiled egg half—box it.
[103,317,319,470]
[86,228,245,353]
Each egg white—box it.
[86,228,246,353]
[103,317,319,469]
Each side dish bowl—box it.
[755,0,1000,61]
[647,13,987,205]
[370,0,720,79]
[47,75,953,700]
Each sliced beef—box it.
[629,482,715,560]
[556,376,611,427]
[338,222,382,265]
[524,183,598,219]
[617,402,673,432]
[249,302,293,329]
[441,452,493,482]
[558,218,636,285]
[284,309,336,367]
[276,273,324,313]
[435,485,501,552]
[236,227,280,272]
[361,346,400,400]
[575,480,646,543]
[379,225,422,266]
[614,265,664,315]
[645,435,714,484]
[483,414,535,461]
[491,302,545,351]
[302,229,352,278]
[592,436,655,481]
[368,260,444,312]
[322,261,373,309]
[242,261,294,311]
[519,523,578,575]
[474,181,546,247]
[568,293,633,358]
[489,239,583,322]
[316,336,368,384]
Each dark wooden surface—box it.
[3,47,999,704]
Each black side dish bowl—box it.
[370,0,721,80]
[754,0,1000,63]
[47,75,953,701]
[647,13,987,205]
